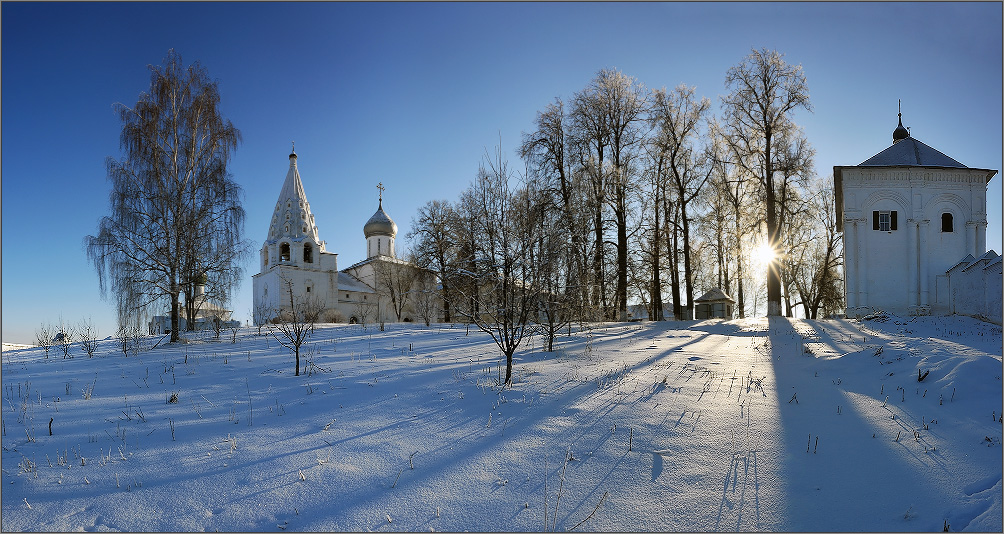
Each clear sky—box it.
[2,2,1001,344]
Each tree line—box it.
[408,48,843,347]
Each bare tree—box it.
[270,276,322,376]
[707,122,757,318]
[570,69,647,321]
[530,183,574,351]
[56,319,73,359]
[788,175,844,318]
[252,295,275,336]
[85,49,247,342]
[210,313,223,340]
[351,300,374,327]
[411,269,441,327]
[77,318,100,358]
[651,84,714,320]
[521,98,591,318]
[452,144,541,386]
[34,323,54,359]
[373,259,418,322]
[721,48,812,316]
[408,200,458,322]
[116,322,143,357]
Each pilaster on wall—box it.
[843,219,857,310]
[919,220,930,306]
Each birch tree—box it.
[86,50,246,342]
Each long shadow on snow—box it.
[764,316,961,532]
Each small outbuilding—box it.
[694,288,735,320]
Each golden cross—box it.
[377,182,385,202]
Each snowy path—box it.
[2,317,1000,531]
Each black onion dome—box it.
[893,114,910,143]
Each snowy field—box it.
[2,315,1001,532]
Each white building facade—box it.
[834,113,998,318]
[252,150,340,322]
[252,151,435,325]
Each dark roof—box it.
[859,137,967,168]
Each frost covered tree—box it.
[85,50,246,342]
[570,69,647,321]
[651,84,714,320]
[721,48,812,317]
[520,97,591,318]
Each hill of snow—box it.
[1,316,1001,531]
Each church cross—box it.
[377,182,385,202]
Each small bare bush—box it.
[78,318,100,357]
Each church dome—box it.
[892,113,910,143]
[364,199,397,238]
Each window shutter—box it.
[891,211,898,231]
[873,211,879,230]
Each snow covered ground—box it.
[1,315,1001,532]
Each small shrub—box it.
[167,392,179,404]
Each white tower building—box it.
[833,109,997,317]
[252,149,339,321]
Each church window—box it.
[303,243,314,263]
[941,213,954,233]
[286,213,290,220]
[284,224,290,234]
[280,243,290,261]
[306,286,311,293]
[873,210,897,231]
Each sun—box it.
[753,242,777,270]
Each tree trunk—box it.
[681,198,694,321]
[616,200,628,321]
[670,223,682,321]
[169,289,180,343]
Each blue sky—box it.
[2,2,1001,344]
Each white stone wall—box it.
[948,257,1002,325]
[840,167,990,317]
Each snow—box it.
[1,315,1001,532]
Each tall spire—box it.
[267,149,320,246]
[893,99,910,144]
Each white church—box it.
[251,149,436,325]
[834,108,1001,323]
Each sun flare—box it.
[754,243,777,270]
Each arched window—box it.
[280,243,290,262]
[303,243,314,263]
[941,213,954,233]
